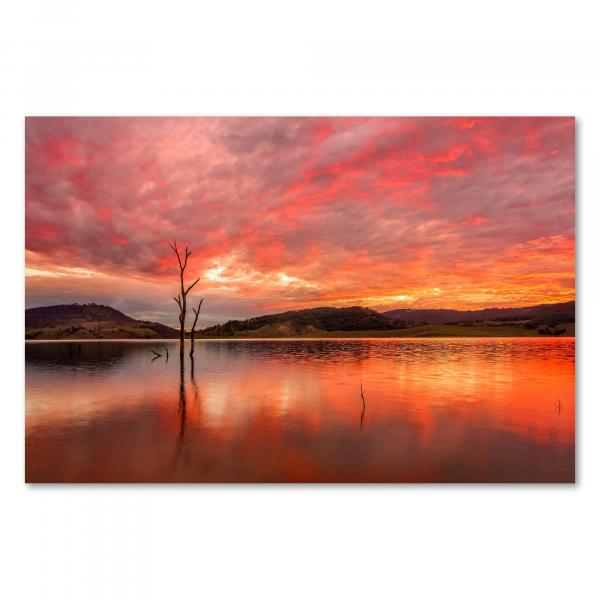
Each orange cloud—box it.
[25,117,575,325]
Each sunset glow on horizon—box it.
[25,117,575,327]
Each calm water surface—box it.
[25,338,575,483]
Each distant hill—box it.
[201,301,575,338]
[25,303,179,340]
[382,300,575,325]
[25,300,575,340]
[201,306,398,337]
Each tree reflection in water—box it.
[174,353,203,471]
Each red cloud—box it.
[25,117,575,324]
[462,215,488,226]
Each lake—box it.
[25,338,575,483]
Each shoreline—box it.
[25,334,575,342]
[25,321,575,341]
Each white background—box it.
[1,1,598,598]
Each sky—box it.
[25,117,575,327]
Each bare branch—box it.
[192,298,203,317]
[191,299,204,330]
[182,247,191,271]
[169,240,184,271]
[189,298,204,357]
[185,278,201,295]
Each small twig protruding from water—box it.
[360,383,366,430]
[151,349,162,358]
[555,396,562,415]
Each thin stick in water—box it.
[360,383,366,430]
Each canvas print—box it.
[25,117,575,483]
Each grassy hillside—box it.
[25,303,179,340]
[25,302,576,340]
[200,303,575,339]
[201,306,398,337]
[296,322,575,338]
[200,322,574,339]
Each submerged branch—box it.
[360,383,366,430]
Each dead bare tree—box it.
[169,240,201,357]
[189,298,204,357]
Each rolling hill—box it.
[382,300,575,325]
[200,306,398,337]
[201,301,574,337]
[25,303,179,340]
[25,300,575,339]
